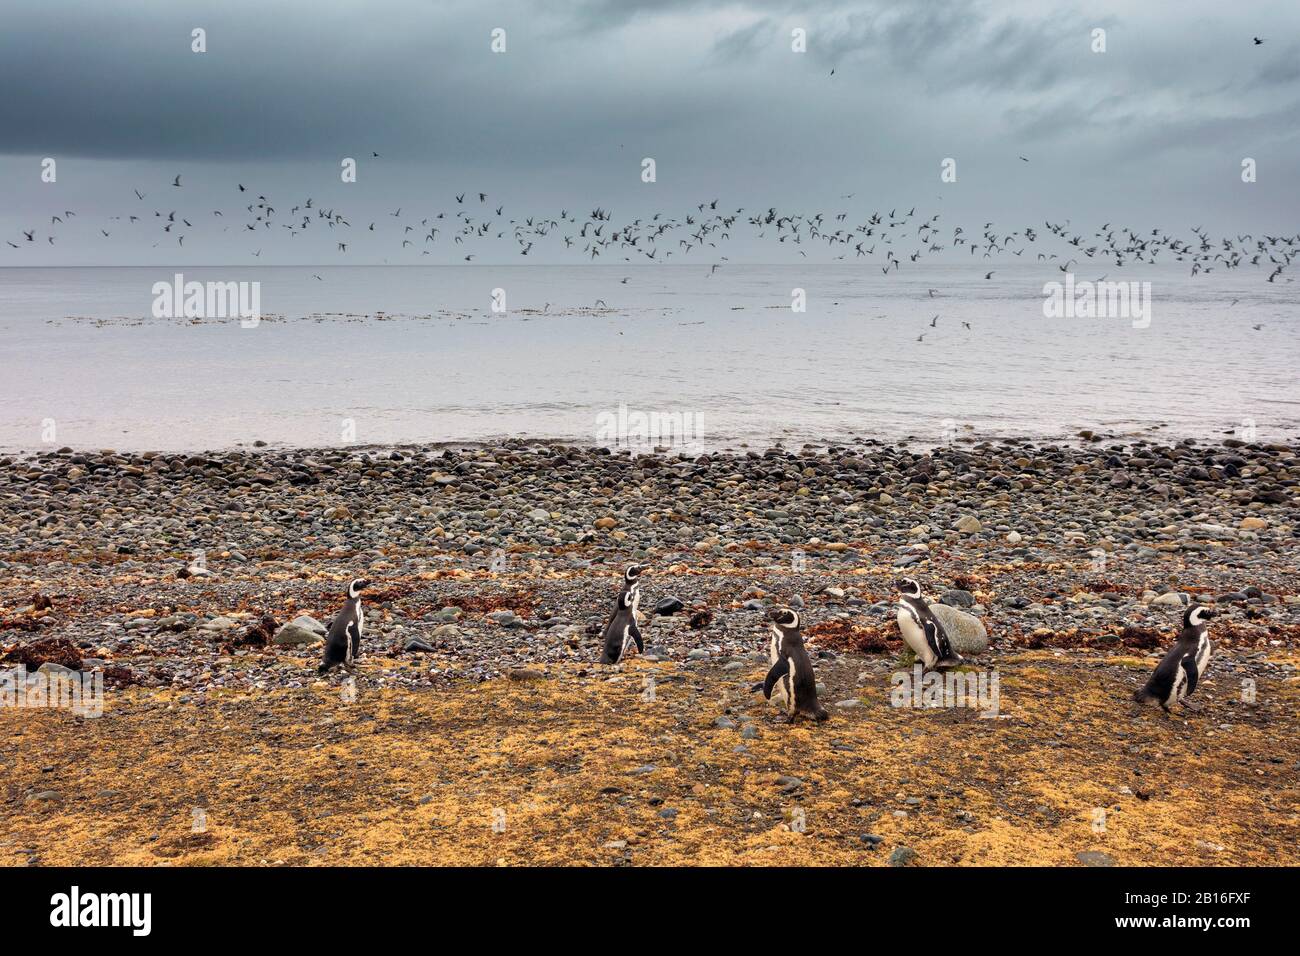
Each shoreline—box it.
[2,436,1295,686]
[3,424,1295,461]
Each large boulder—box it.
[928,604,989,656]
[273,615,327,646]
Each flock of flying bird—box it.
[6,175,1298,287]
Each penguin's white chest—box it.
[1168,664,1187,706]
[1172,635,1211,704]
[345,602,363,665]
[897,607,934,666]
[770,657,795,712]
[1194,635,1211,678]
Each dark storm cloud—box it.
[2,0,1298,163]
[1,0,1298,264]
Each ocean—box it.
[1,262,1296,453]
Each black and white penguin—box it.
[761,607,828,722]
[895,578,963,671]
[599,564,647,664]
[1134,605,1215,712]
[319,578,370,675]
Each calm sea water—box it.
[0,263,1296,452]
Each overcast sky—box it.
[2,0,1297,264]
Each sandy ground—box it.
[4,648,1297,867]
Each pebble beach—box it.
[2,437,1298,865]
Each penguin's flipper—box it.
[762,658,789,700]
[629,618,644,654]
[1180,654,1200,697]
[924,620,957,664]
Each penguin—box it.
[760,607,828,722]
[895,578,963,670]
[1134,605,1215,712]
[318,578,370,675]
[599,564,647,664]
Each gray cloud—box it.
[1,0,1297,262]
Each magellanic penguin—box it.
[599,564,647,664]
[895,578,963,671]
[319,578,370,675]
[761,607,828,722]
[1134,606,1215,713]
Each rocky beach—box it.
[2,436,1298,865]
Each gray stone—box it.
[927,603,989,655]
[939,589,975,608]
[273,614,327,646]
[653,597,685,616]
[888,846,918,866]
[36,662,77,678]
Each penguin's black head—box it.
[624,564,647,583]
[896,577,923,599]
[348,578,370,598]
[767,606,800,631]
[1185,605,1215,628]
